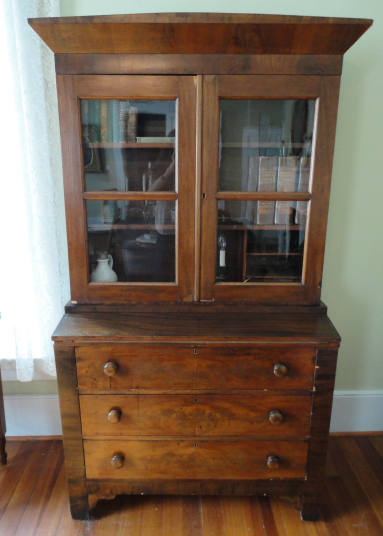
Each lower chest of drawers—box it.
[76,343,316,482]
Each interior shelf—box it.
[88,223,175,231]
[244,275,301,281]
[246,252,302,256]
[218,224,302,231]
[220,142,305,149]
[88,142,174,149]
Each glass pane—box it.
[87,200,176,283]
[216,200,307,283]
[81,100,176,192]
[219,99,315,192]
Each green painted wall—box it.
[3,381,58,396]
[6,1,381,396]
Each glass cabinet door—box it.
[83,99,177,284]
[201,75,338,303]
[59,75,196,303]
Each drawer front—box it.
[77,344,194,392]
[80,393,312,438]
[84,439,308,480]
[76,344,316,392]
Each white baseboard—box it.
[3,391,383,437]
[4,394,62,436]
[330,390,383,433]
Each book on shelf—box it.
[275,156,299,225]
[93,101,100,140]
[119,101,129,142]
[127,105,138,142]
[100,101,108,143]
[105,101,113,143]
[83,100,100,141]
[111,101,120,143]
[240,127,259,222]
[295,156,311,224]
[243,156,258,222]
[257,156,278,225]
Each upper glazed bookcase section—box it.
[28,13,372,55]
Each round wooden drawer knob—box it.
[268,409,284,425]
[110,453,124,469]
[266,455,280,469]
[103,361,118,377]
[107,408,122,424]
[273,363,288,378]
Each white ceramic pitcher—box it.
[90,253,118,282]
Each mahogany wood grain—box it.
[54,343,89,520]
[28,13,372,55]
[0,367,6,464]
[300,348,338,520]
[80,393,312,438]
[86,477,304,498]
[53,312,340,344]
[195,345,316,390]
[64,300,329,314]
[84,439,308,480]
[200,74,219,301]
[55,54,343,76]
[76,343,316,393]
[29,13,372,24]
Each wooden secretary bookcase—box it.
[29,13,372,521]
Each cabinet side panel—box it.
[303,76,341,299]
[54,342,88,518]
[302,347,338,512]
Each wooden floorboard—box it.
[0,438,382,535]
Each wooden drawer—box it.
[84,439,308,480]
[76,344,316,393]
[80,393,312,438]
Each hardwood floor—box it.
[0,436,382,535]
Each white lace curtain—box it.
[0,0,69,381]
